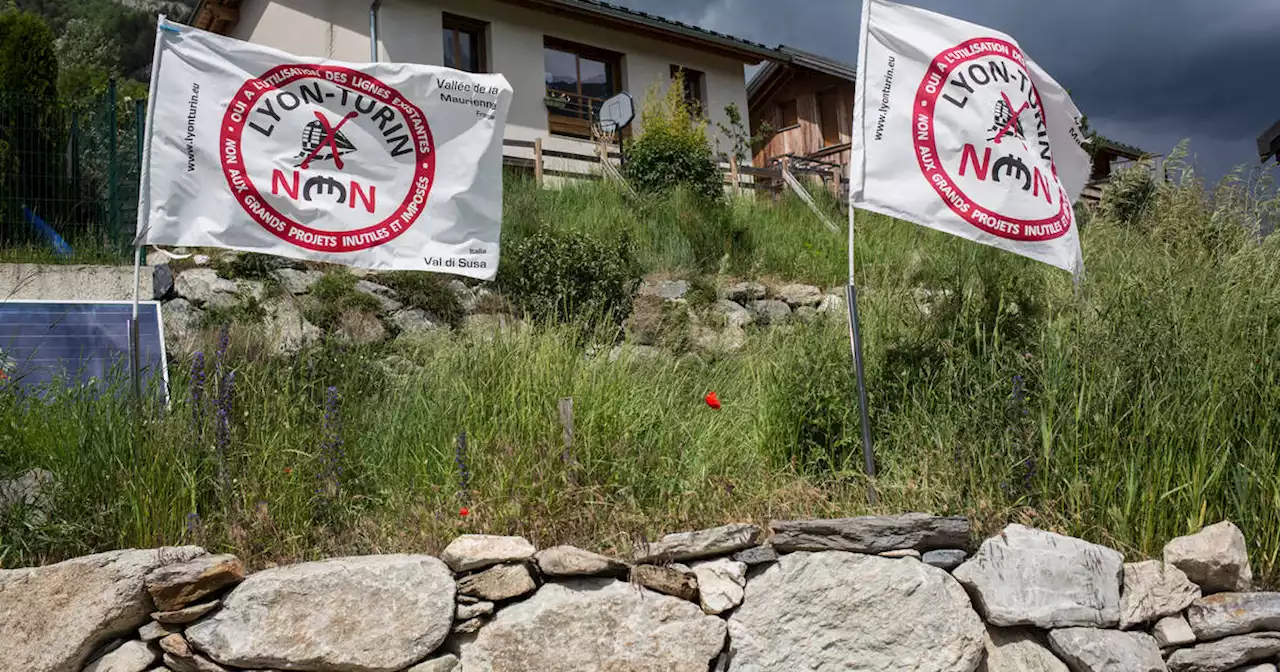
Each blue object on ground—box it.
[22,206,74,257]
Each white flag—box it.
[137,16,513,280]
[849,0,1091,275]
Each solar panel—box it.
[0,300,170,400]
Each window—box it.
[817,88,842,147]
[544,37,623,138]
[670,65,706,116]
[443,14,486,73]
[778,99,798,129]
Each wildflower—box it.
[455,432,471,505]
[704,391,721,410]
[189,351,206,446]
[459,507,470,517]
[284,467,293,475]
[215,369,236,500]
[318,385,344,500]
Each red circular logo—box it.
[913,38,1073,242]
[220,65,435,252]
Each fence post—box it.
[107,79,119,250]
[534,137,544,187]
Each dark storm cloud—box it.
[612,0,1280,183]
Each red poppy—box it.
[704,392,721,410]
[459,507,470,517]
[283,467,293,475]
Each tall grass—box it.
[3,147,1280,585]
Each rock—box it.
[1046,627,1165,672]
[607,344,664,363]
[711,299,753,329]
[640,279,690,301]
[448,279,478,312]
[978,627,1069,672]
[235,279,267,303]
[83,640,157,672]
[924,549,968,571]
[462,313,526,340]
[769,513,969,554]
[777,283,822,307]
[261,296,321,356]
[691,324,747,353]
[389,308,440,335]
[952,524,1123,629]
[690,559,747,615]
[153,264,175,300]
[1165,632,1280,672]
[794,305,819,323]
[406,654,459,672]
[720,281,766,303]
[442,535,536,572]
[727,551,984,671]
[0,467,55,524]
[151,599,219,624]
[139,621,179,642]
[1237,665,1279,672]
[162,651,227,672]
[1186,592,1280,640]
[880,548,922,559]
[1163,521,1252,593]
[354,279,403,312]
[732,546,778,566]
[456,563,537,602]
[272,268,324,295]
[161,299,204,356]
[748,299,791,325]
[159,633,193,658]
[452,617,486,635]
[459,578,726,671]
[0,545,204,672]
[633,523,761,563]
[175,269,238,307]
[336,309,389,345]
[146,553,245,612]
[631,564,698,602]
[534,545,628,578]
[1152,614,1197,648]
[1119,560,1201,628]
[193,254,210,266]
[817,293,846,314]
[185,554,455,672]
[456,601,494,620]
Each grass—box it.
[3,146,1280,586]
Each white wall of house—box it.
[231,0,753,177]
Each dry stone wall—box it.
[2,516,1275,672]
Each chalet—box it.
[746,45,856,181]
[1078,136,1158,204]
[1258,119,1280,164]
[189,0,786,177]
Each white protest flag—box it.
[137,17,513,280]
[849,0,1092,275]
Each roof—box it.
[189,0,787,64]
[1091,135,1146,159]
[747,45,856,102]
[1257,119,1280,162]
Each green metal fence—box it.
[0,81,145,262]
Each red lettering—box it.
[272,170,299,200]
[350,181,376,214]
[1033,167,1053,204]
[959,144,991,181]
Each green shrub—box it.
[1099,160,1158,228]
[374,271,464,328]
[213,252,299,280]
[498,227,642,328]
[621,71,722,202]
[305,270,384,331]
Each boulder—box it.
[690,558,747,615]
[880,548,922,559]
[261,297,321,356]
[186,554,455,672]
[175,269,238,307]
[952,524,1123,628]
[407,654,459,672]
[162,651,228,672]
[768,513,969,554]
[748,299,791,325]
[1163,520,1252,593]
[336,310,389,345]
[691,323,747,353]
[161,299,204,356]
[1165,632,1280,672]
[146,553,245,612]
[452,617,485,635]
[272,268,324,295]
[0,467,55,524]
[1046,628,1165,672]
[711,299,753,329]
[354,280,403,312]
[151,599,220,624]
[978,627,1069,672]
[720,281,766,303]
[456,564,537,602]
[83,640,158,672]
[817,294,846,314]
[640,280,690,301]
[158,633,194,658]
[732,546,778,566]
[447,279,478,312]
[633,523,761,563]
[1118,560,1201,628]
[0,546,205,672]
[139,621,179,642]
[534,545,628,578]
[459,579,725,671]
[153,264,175,300]
[442,535,536,572]
[727,551,984,671]
[1152,614,1196,648]
[456,601,494,620]
[777,284,822,307]
[631,564,698,602]
[390,308,441,336]
[1186,592,1280,640]
[1237,665,1279,672]
[924,549,968,571]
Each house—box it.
[1078,136,1158,204]
[746,45,856,189]
[1258,119,1280,165]
[189,0,785,179]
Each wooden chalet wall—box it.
[750,69,854,170]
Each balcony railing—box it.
[544,89,613,139]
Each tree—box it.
[0,10,61,242]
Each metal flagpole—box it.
[846,0,876,503]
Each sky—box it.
[611,0,1280,186]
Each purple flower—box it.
[318,385,344,500]
[189,351,206,445]
[455,432,471,505]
